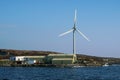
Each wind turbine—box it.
[59,10,90,55]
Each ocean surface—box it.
[0,65,120,80]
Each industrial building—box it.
[46,54,77,64]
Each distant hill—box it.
[0,49,120,65]
[0,49,63,56]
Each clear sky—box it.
[0,0,120,57]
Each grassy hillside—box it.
[0,49,62,56]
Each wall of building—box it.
[52,58,73,64]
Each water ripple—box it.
[0,66,120,80]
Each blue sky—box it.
[0,0,120,57]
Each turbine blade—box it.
[59,29,73,37]
[77,29,90,41]
[74,9,77,25]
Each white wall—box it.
[10,56,25,61]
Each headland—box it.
[0,49,120,67]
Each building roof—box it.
[11,56,45,58]
[48,54,74,57]
[52,58,73,60]
[25,56,45,58]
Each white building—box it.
[10,56,25,61]
[10,56,46,64]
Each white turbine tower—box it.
[59,10,90,55]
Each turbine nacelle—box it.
[73,26,76,31]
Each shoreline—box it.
[0,64,103,67]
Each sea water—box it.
[0,65,120,80]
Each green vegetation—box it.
[0,59,11,66]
